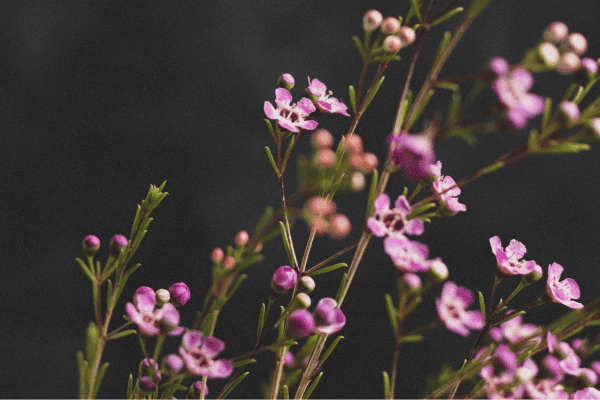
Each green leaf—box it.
[267,340,298,351]
[126,374,134,400]
[448,89,462,123]
[431,7,464,27]
[408,0,422,22]
[348,85,357,114]
[85,322,99,362]
[279,221,295,267]
[362,76,385,113]
[307,263,347,277]
[264,118,276,141]
[318,335,344,369]
[265,145,280,175]
[467,0,494,17]
[334,273,348,304]
[385,294,399,337]
[283,134,296,165]
[536,140,591,154]
[256,302,266,344]
[435,81,460,91]
[232,358,256,368]
[77,350,88,398]
[114,263,142,303]
[352,35,365,58]
[480,161,505,176]
[528,129,539,151]
[400,334,424,343]
[365,169,379,221]
[303,371,324,399]
[224,274,247,302]
[107,329,137,341]
[253,206,275,238]
[91,361,109,399]
[541,98,552,129]
[477,291,486,321]
[492,311,525,327]
[221,371,250,399]
[76,258,96,282]
[283,384,290,400]
[433,32,452,68]
[383,371,391,399]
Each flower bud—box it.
[383,35,402,53]
[155,289,170,306]
[138,376,158,394]
[362,152,379,171]
[558,100,580,125]
[83,235,101,258]
[402,272,422,293]
[211,247,224,262]
[169,282,190,307]
[543,21,569,44]
[316,148,336,167]
[329,214,351,239]
[235,230,249,246]
[311,128,334,148]
[298,276,315,294]
[522,264,543,285]
[286,309,315,338]
[163,353,184,373]
[582,57,599,75]
[284,351,295,366]
[350,171,366,192]
[399,26,416,47]
[363,9,383,32]
[189,381,209,398]
[538,42,560,67]
[277,73,295,90]
[307,196,336,217]
[564,32,587,55]
[381,17,400,35]
[557,52,581,75]
[314,297,346,334]
[109,234,128,258]
[344,134,363,154]
[271,265,298,296]
[223,256,235,270]
[427,257,448,282]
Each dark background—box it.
[2,1,600,398]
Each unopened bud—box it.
[402,272,422,292]
[235,230,249,246]
[223,256,235,270]
[329,214,351,239]
[399,26,416,47]
[83,235,100,258]
[316,148,336,167]
[581,57,598,76]
[344,134,363,154]
[543,21,569,44]
[286,309,315,338]
[169,282,190,307]
[271,265,298,296]
[155,289,170,306]
[557,52,581,75]
[559,100,580,124]
[564,32,587,55]
[381,17,400,35]
[311,128,334,148]
[189,381,209,399]
[361,152,379,172]
[109,234,128,258]
[428,257,448,282]
[163,353,184,373]
[298,276,315,294]
[538,42,560,67]
[277,73,295,90]
[363,9,383,32]
[350,171,366,192]
[383,35,402,53]
[211,247,224,263]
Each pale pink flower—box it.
[264,87,318,132]
[436,281,484,337]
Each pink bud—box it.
[307,196,336,216]
[383,35,402,53]
[344,134,363,154]
[311,128,334,148]
[564,32,587,55]
[543,21,569,44]
[317,148,336,167]
[363,10,383,32]
[557,52,581,75]
[399,26,416,46]
[329,214,351,239]
[211,247,224,262]
[381,17,400,35]
[235,230,249,246]
[539,42,559,67]
[223,256,235,270]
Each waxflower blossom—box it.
[313,297,346,334]
[432,175,466,214]
[543,262,583,309]
[367,193,424,238]
[384,236,431,273]
[489,311,540,343]
[126,286,183,337]
[271,265,298,295]
[169,282,190,307]
[490,57,545,129]
[179,330,233,378]
[264,87,318,132]
[436,281,484,337]
[489,236,542,277]
[388,132,435,181]
[306,77,350,116]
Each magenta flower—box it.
[271,265,298,295]
[432,175,466,214]
[313,298,346,334]
[168,282,190,307]
[388,132,435,181]
[489,236,541,277]
[287,309,316,338]
[306,77,350,116]
[367,193,424,238]
[179,330,233,379]
[264,87,318,133]
[490,58,545,129]
[436,281,484,337]
[384,236,431,273]
[543,262,583,309]
[126,286,182,337]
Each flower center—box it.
[383,211,405,232]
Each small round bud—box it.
[292,292,312,310]
[223,256,235,270]
[383,35,402,53]
[163,353,184,373]
[316,148,336,167]
[284,351,295,366]
[344,134,363,154]
[298,276,315,294]
[559,100,580,124]
[271,265,298,295]
[381,17,400,35]
[277,73,295,90]
[311,128,334,148]
[169,282,190,307]
[155,289,170,306]
[581,57,598,75]
[189,381,209,399]
[399,26,416,47]
[253,242,263,253]
[488,56,510,76]
[83,235,100,257]
[329,214,351,239]
[428,257,448,282]
[235,230,249,246]
[109,234,128,258]
[361,152,379,171]
[350,171,366,192]
[543,21,569,44]
[538,42,560,67]
[557,52,581,75]
[211,247,224,262]
[138,376,158,394]
[363,9,383,32]
[564,32,587,55]
[402,272,422,292]
[286,309,315,338]
[307,196,336,217]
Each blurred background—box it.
[2,0,600,398]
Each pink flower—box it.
[489,236,541,277]
[388,132,435,181]
[264,87,318,132]
[306,77,350,116]
[179,330,233,378]
[432,175,466,214]
[436,281,484,337]
[384,236,431,273]
[488,311,540,343]
[490,58,545,129]
[367,193,424,238]
[544,262,583,309]
[313,298,346,334]
[126,286,182,337]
